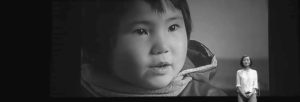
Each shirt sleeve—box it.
[236,70,241,87]
[253,70,259,89]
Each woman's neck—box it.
[244,67,251,70]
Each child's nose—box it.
[150,32,169,55]
[150,47,169,55]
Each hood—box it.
[181,40,217,81]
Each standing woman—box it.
[236,56,259,102]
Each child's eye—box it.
[133,28,149,35]
[168,24,180,32]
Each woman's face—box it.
[110,0,187,90]
[242,56,251,67]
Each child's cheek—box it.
[111,34,151,85]
[171,31,188,71]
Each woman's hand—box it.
[253,88,257,94]
[243,93,248,98]
[245,92,253,98]
[237,87,248,98]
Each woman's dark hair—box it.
[240,55,253,68]
[81,0,192,73]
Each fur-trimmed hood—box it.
[181,40,217,81]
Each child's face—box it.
[111,0,188,89]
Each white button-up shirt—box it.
[236,68,258,93]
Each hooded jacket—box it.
[178,40,227,96]
[80,40,227,96]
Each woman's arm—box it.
[253,70,259,94]
[236,71,248,97]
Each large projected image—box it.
[187,0,269,96]
[51,0,270,97]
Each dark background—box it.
[50,0,299,97]
[269,0,299,96]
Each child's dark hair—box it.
[240,55,253,68]
[81,0,192,73]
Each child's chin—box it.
[144,76,173,89]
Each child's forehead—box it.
[126,0,178,14]
[118,1,183,26]
[122,0,182,19]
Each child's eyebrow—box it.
[166,16,183,23]
[127,16,183,27]
[129,21,153,27]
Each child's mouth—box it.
[149,62,172,75]
[150,62,171,68]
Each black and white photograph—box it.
[51,0,299,101]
